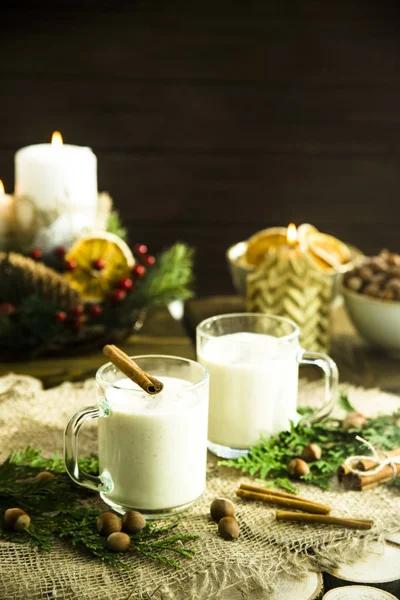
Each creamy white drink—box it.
[198,332,299,449]
[99,375,209,512]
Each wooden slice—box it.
[386,532,400,547]
[323,586,398,599]
[269,572,323,600]
[221,572,323,600]
[324,543,400,598]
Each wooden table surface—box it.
[0,295,399,394]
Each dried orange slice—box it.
[299,224,352,270]
[245,227,287,266]
[65,232,135,301]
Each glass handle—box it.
[297,349,339,424]
[64,406,112,492]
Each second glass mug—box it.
[196,313,338,458]
[64,355,209,518]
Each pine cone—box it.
[0,252,82,309]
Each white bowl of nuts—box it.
[343,249,400,354]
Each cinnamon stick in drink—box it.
[108,345,164,391]
[275,510,373,530]
[236,488,331,515]
[103,345,164,395]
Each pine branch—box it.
[129,243,194,309]
[106,211,128,241]
[0,448,198,570]
[220,409,400,492]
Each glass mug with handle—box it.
[64,355,209,518]
[196,313,338,459]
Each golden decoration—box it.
[65,232,135,302]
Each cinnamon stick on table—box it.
[355,447,400,471]
[239,483,323,506]
[343,462,400,491]
[236,488,331,515]
[103,345,164,395]
[275,510,374,530]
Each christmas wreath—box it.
[0,213,194,359]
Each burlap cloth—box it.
[0,374,399,600]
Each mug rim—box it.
[96,353,209,393]
[196,312,300,342]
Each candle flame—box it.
[287,223,298,246]
[51,131,63,146]
[0,180,4,196]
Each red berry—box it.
[135,244,148,255]
[65,259,78,271]
[71,318,84,331]
[110,289,127,303]
[30,248,42,260]
[132,264,146,279]
[0,303,15,315]
[143,255,156,266]
[92,259,106,271]
[72,305,84,317]
[54,246,66,258]
[118,278,133,291]
[55,310,67,323]
[89,304,103,318]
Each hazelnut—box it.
[210,498,236,523]
[122,510,146,534]
[35,471,56,483]
[386,278,400,291]
[371,272,387,285]
[358,266,374,281]
[218,516,239,540]
[106,531,131,552]
[342,411,367,431]
[301,443,322,462]
[288,458,310,478]
[388,253,400,267]
[363,283,380,297]
[96,512,122,536]
[4,508,31,532]
[380,288,395,301]
[368,257,388,272]
[345,276,363,292]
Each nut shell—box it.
[96,512,122,536]
[4,508,30,532]
[35,471,56,483]
[342,411,367,431]
[218,516,239,540]
[210,498,236,523]
[288,458,310,477]
[106,531,131,552]
[13,514,31,532]
[122,510,146,534]
[301,443,322,462]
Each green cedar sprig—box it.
[220,395,400,493]
[128,242,195,309]
[106,210,128,241]
[0,242,194,354]
[0,447,198,569]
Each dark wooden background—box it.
[1,0,400,295]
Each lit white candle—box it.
[14,132,98,250]
[0,180,15,249]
